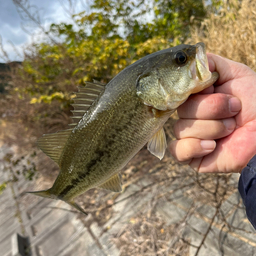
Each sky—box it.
[0,0,87,62]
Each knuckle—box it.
[169,139,198,162]
[169,140,185,161]
[205,119,235,139]
[208,94,229,117]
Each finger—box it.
[199,85,214,94]
[174,118,236,140]
[192,120,256,173]
[207,53,250,85]
[169,138,216,162]
[190,157,203,171]
[178,93,241,120]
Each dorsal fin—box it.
[93,79,106,86]
[37,129,72,165]
[69,81,106,127]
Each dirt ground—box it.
[0,116,244,256]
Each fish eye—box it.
[175,51,187,65]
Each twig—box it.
[194,207,218,256]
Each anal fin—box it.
[98,173,122,192]
[147,127,167,160]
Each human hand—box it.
[169,53,256,173]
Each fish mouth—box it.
[189,43,211,82]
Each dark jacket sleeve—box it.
[238,155,256,229]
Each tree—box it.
[2,0,225,140]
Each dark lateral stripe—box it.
[59,185,74,198]
[58,176,81,198]
[58,158,101,198]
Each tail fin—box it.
[27,189,56,199]
[27,189,88,215]
[67,201,88,215]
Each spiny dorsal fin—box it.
[98,173,122,192]
[147,127,167,160]
[93,79,106,86]
[37,129,72,165]
[69,81,106,127]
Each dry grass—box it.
[188,0,256,71]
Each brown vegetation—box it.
[1,0,256,255]
[188,0,256,71]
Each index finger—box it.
[177,93,241,119]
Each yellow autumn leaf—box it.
[30,98,39,104]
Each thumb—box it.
[207,53,248,86]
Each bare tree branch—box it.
[0,36,10,62]
[12,0,58,44]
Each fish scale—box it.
[29,43,219,214]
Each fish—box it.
[28,42,219,214]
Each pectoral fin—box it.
[98,173,122,192]
[147,128,167,160]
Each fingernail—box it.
[222,118,236,131]
[200,140,216,150]
[229,97,241,113]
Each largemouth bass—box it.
[29,42,219,214]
